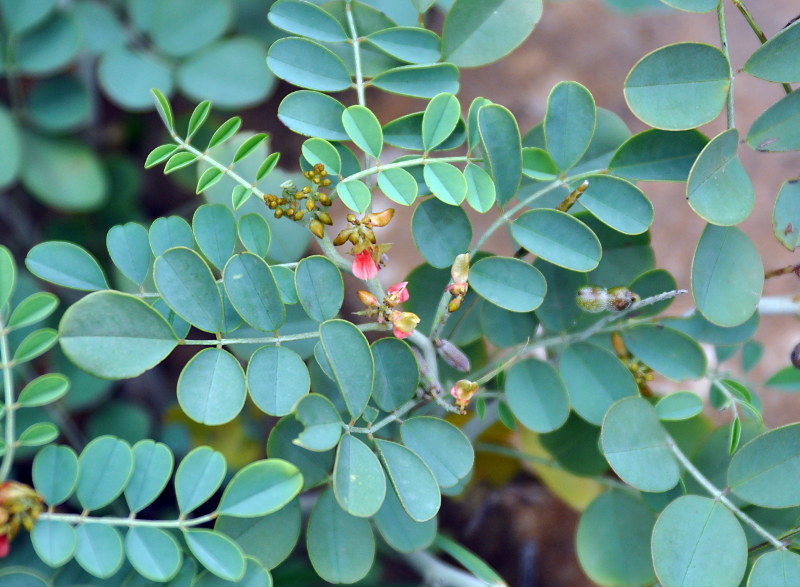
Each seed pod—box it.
[576,286,608,313]
[317,211,333,225]
[607,286,638,312]
[333,229,351,246]
[435,338,471,372]
[309,219,325,239]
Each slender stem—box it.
[38,511,217,529]
[666,435,785,550]
[718,1,735,129]
[711,378,740,422]
[556,180,589,212]
[346,397,419,435]
[408,329,439,382]
[730,0,793,94]
[765,263,800,279]
[400,550,489,587]
[342,155,473,185]
[758,295,800,315]
[345,0,366,107]
[0,326,15,482]
[181,322,387,346]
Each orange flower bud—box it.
[448,296,463,313]
[358,290,379,307]
[333,229,351,246]
[365,208,395,227]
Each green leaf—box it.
[26,241,107,291]
[366,27,441,64]
[383,112,466,151]
[155,247,223,333]
[463,163,496,213]
[423,93,461,152]
[587,214,655,286]
[319,319,374,419]
[411,197,472,268]
[237,214,271,258]
[267,0,348,42]
[301,139,342,177]
[442,0,542,67]
[175,446,226,513]
[625,42,730,130]
[743,20,800,82]
[423,162,467,206]
[149,216,194,256]
[336,179,372,213]
[505,359,570,433]
[521,147,558,180]
[27,73,90,132]
[178,348,246,425]
[652,496,747,587]
[544,81,596,171]
[765,366,800,392]
[193,205,237,272]
[333,434,386,517]
[469,256,546,312]
[18,373,69,407]
[164,152,198,174]
[609,128,708,181]
[370,338,418,412]
[540,413,608,476]
[196,167,224,194]
[32,444,78,506]
[481,303,537,348]
[400,417,473,488]
[125,527,182,582]
[655,391,704,421]
[0,106,21,191]
[748,550,800,587]
[728,423,800,507]
[434,534,506,586]
[601,397,680,491]
[576,491,657,587]
[294,256,343,322]
[269,37,351,92]
[372,63,460,98]
[125,440,173,513]
[628,268,678,318]
[106,223,151,286]
[7,292,58,331]
[18,422,59,446]
[511,210,601,271]
[772,179,800,251]
[378,167,418,206]
[0,245,15,310]
[75,524,124,578]
[478,104,522,206]
[622,324,707,381]
[247,346,309,416]
[578,175,653,235]
[663,310,759,346]
[0,0,56,33]
[293,393,341,451]
[59,291,177,379]
[187,100,212,140]
[560,342,639,425]
[216,498,301,570]
[307,489,376,584]
[77,436,134,510]
[31,519,76,568]
[150,0,230,58]
[692,224,763,327]
[184,529,246,582]
[375,439,440,522]
[150,88,174,131]
[278,90,348,140]
[178,39,275,109]
[219,459,303,517]
[98,48,173,111]
[16,13,80,75]
[746,91,800,152]
[223,253,285,331]
[687,129,754,225]
[268,415,334,490]
[207,117,242,151]
[342,105,383,159]
[374,481,437,554]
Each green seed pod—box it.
[576,286,609,313]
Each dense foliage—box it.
[3,0,800,585]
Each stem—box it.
[180,322,387,346]
[730,0,793,95]
[346,397,419,435]
[765,263,800,279]
[711,378,740,421]
[666,435,785,550]
[0,326,15,482]
[758,295,800,315]
[400,550,489,587]
[345,0,366,107]
[718,1,735,129]
[556,180,589,212]
[38,511,217,529]
[342,155,473,185]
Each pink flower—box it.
[352,249,379,280]
[388,281,410,303]
[0,534,8,558]
[390,311,420,340]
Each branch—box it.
[0,324,16,482]
[38,511,217,529]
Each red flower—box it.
[352,249,379,280]
[0,534,8,558]
[387,281,409,303]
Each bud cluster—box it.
[357,282,420,340]
[334,209,395,280]
[263,164,334,239]
[576,285,639,313]
[445,253,470,313]
[0,481,44,558]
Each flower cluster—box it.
[0,482,44,558]
[357,281,420,340]
[262,165,334,239]
[446,253,470,312]
[576,285,639,313]
[450,379,478,413]
[334,209,395,280]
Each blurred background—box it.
[1,1,799,585]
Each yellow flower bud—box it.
[309,219,325,239]
[451,253,470,284]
